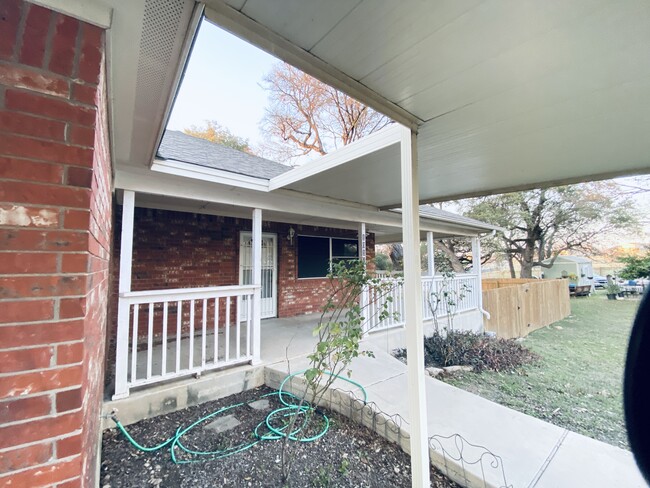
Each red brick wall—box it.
[0,2,110,487]
[109,208,375,332]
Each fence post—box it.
[114,190,135,400]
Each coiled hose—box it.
[110,370,367,464]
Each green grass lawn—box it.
[444,292,640,450]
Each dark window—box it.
[297,236,358,278]
[332,238,358,258]
[297,236,330,278]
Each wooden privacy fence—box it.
[481,278,538,291]
[482,279,570,339]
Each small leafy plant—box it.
[427,270,472,332]
[280,259,396,484]
[606,283,621,295]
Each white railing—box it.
[113,284,259,398]
[364,274,480,333]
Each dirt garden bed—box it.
[101,386,459,487]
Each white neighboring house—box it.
[541,255,595,290]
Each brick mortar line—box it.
[0,273,92,279]
[0,176,95,190]
[0,123,96,148]
[54,475,82,487]
[0,341,82,353]
[0,431,82,454]
[2,80,98,105]
[42,8,57,71]
[0,339,83,350]
[0,363,82,378]
[0,382,82,401]
[12,2,28,63]
[0,452,82,478]
[0,250,90,253]
[0,228,92,236]
[0,59,86,86]
[0,404,84,430]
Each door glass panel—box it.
[261,269,272,299]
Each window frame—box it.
[296,235,359,280]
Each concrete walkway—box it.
[266,337,646,488]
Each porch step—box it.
[101,362,265,430]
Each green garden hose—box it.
[111,370,368,464]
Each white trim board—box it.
[152,158,271,192]
[29,0,113,28]
[269,124,402,191]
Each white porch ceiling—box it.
[208,0,650,205]
[51,0,650,206]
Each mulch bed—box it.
[101,386,459,487]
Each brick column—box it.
[0,1,111,487]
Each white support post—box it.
[400,126,430,487]
[471,236,481,275]
[427,231,435,277]
[251,208,262,364]
[358,222,367,265]
[471,236,485,319]
[358,222,368,331]
[113,190,135,399]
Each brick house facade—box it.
[0,1,111,486]
[110,206,375,330]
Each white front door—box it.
[239,232,277,319]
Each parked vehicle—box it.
[592,275,608,289]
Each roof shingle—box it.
[158,130,291,179]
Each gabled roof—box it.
[158,130,291,180]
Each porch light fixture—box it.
[287,227,295,245]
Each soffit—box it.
[212,0,650,203]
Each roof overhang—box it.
[45,0,650,206]
[202,0,650,205]
[115,164,491,240]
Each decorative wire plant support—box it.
[306,384,512,488]
[428,433,513,488]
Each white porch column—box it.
[427,231,435,277]
[400,126,431,486]
[358,222,368,332]
[471,236,481,275]
[113,190,135,399]
[251,208,262,363]
[471,236,485,318]
[358,222,367,265]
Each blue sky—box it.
[166,19,278,147]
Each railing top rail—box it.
[377,273,478,283]
[120,284,260,303]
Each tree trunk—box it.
[435,241,465,273]
[520,263,533,278]
[507,256,516,278]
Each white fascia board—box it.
[268,124,402,191]
[29,0,112,28]
[152,158,271,192]
[392,209,503,234]
[115,167,406,229]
